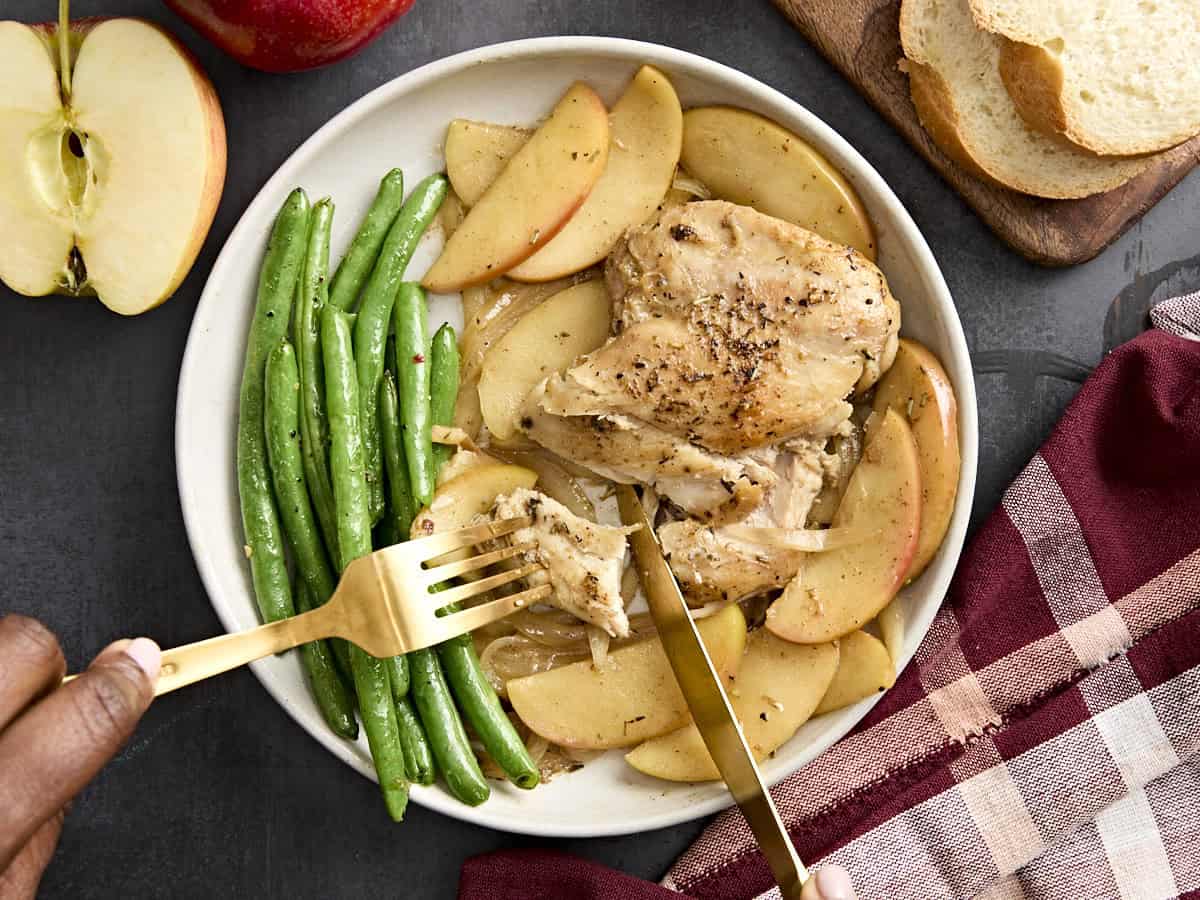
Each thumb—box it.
[801,865,857,900]
[0,638,160,869]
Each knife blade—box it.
[616,485,807,899]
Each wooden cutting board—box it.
[773,0,1200,266]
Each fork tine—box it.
[431,584,553,642]
[421,542,536,584]
[427,562,545,610]
[406,516,533,560]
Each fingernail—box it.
[814,865,855,900]
[123,638,162,681]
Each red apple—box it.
[164,0,416,73]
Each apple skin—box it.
[163,0,416,73]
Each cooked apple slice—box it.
[813,629,895,715]
[872,339,960,581]
[508,604,746,749]
[767,408,921,644]
[422,83,608,292]
[0,18,225,314]
[444,120,531,207]
[625,630,839,782]
[876,599,904,671]
[507,65,683,282]
[478,280,611,441]
[679,106,875,259]
[410,462,537,538]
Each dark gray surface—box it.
[0,1,1197,897]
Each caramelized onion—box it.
[720,525,866,552]
[587,625,611,668]
[490,448,595,520]
[478,634,587,697]
[508,608,589,648]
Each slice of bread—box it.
[971,0,1200,156]
[900,0,1151,198]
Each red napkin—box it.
[460,293,1200,900]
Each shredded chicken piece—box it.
[492,489,636,637]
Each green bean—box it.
[438,637,539,789]
[429,324,459,470]
[392,282,435,506]
[264,340,335,602]
[395,695,435,785]
[409,647,489,806]
[262,338,356,696]
[237,188,309,624]
[328,169,405,312]
[376,370,416,709]
[354,174,450,523]
[380,372,417,536]
[321,305,409,821]
[387,653,410,701]
[295,582,358,740]
[292,198,339,560]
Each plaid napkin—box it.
[460,293,1200,900]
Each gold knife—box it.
[616,485,808,899]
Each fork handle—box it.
[64,602,340,696]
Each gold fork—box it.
[93,517,549,696]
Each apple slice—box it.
[444,120,531,207]
[624,630,839,782]
[507,65,683,282]
[508,604,747,750]
[421,83,609,293]
[813,629,896,716]
[0,18,225,314]
[872,339,960,581]
[679,106,875,259]
[478,280,612,441]
[411,462,537,538]
[766,408,921,644]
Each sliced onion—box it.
[525,733,550,766]
[432,424,474,447]
[621,564,640,610]
[689,598,734,620]
[671,168,712,200]
[508,607,589,648]
[478,634,587,697]
[721,525,867,552]
[491,448,596,521]
[587,625,611,668]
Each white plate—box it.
[177,36,977,838]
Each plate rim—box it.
[176,34,978,838]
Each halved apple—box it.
[507,65,683,282]
[624,630,839,782]
[871,339,960,581]
[0,17,226,314]
[444,120,531,207]
[478,280,612,441]
[679,106,875,259]
[813,629,895,716]
[508,604,747,749]
[766,408,921,644]
[410,462,537,539]
[421,83,609,293]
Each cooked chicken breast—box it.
[659,439,836,602]
[545,200,899,455]
[520,386,776,524]
[659,519,803,605]
[492,488,636,637]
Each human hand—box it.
[801,864,858,900]
[0,615,160,898]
